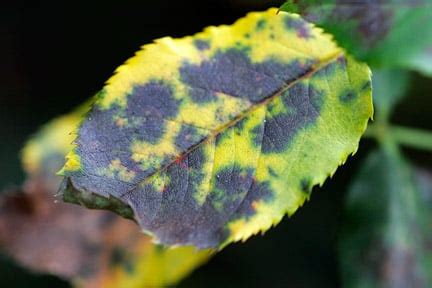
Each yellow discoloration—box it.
[131,121,181,170]
[197,11,341,63]
[22,112,81,175]
[98,159,136,182]
[193,139,216,205]
[60,8,372,249]
[96,8,339,131]
[211,130,236,175]
[21,103,213,286]
[176,91,252,130]
[230,106,266,168]
[63,8,345,183]
[59,149,82,174]
[224,56,373,245]
[101,243,213,288]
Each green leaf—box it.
[60,8,373,249]
[339,146,432,287]
[372,69,411,122]
[400,44,432,76]
[279,0,432,71]
[1,105,212,288]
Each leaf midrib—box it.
[113,51,344,198]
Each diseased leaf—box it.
[339,147,432,287]
[60,8,373,249]
[21,101,92,188]
[279,0,432,71]
[0,106,212,287]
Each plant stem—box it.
[390,125,432,151]
[365,124,432,152]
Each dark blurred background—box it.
[1,1,431,287]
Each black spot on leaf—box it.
[268,167,278,177]
[334,0,394,48]
[180,48,315,103]
[340,91,357,103]
[261,82,323,153]
[194,39,210,51]
[300,178,312,194]
[285,17,312,39]
[232,181,274,219]
[131,118,166,144]
[256,19,267,30]
[214,165,255,210]
[128,82,180,118]
[175,125,206,150]
[189,87,216,103]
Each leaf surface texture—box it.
[0,105,211,288]
[60,8,373,248]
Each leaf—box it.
[372,69,411,121]
[21,101,92,188]
[59,8,373,249]
[400,44,432,76]
[0,105,212,287]
[279,0,432,71]
[339,147,432,287]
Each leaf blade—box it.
[1,104,212,287]
[339,147,432,287]
[61,8,373,248]
[280,0,432,71]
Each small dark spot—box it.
[154,244,166,254]
[300,178,312,194]
[244,33,251,39]
[215,129,229,147]
[194,39,210,51]
[256,19,267,30]
[337,56,347,66]
[96,89,108,103]
[268,167,278,177]
[340,91,356,103]
[234,116,247,131]
[285,17,312,39]
[215,107,227,123]
[110,247,126,266]
[109,247,134,274]
[361,80,372,92]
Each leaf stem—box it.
[365,124,432,152]
[389,125,432,151]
